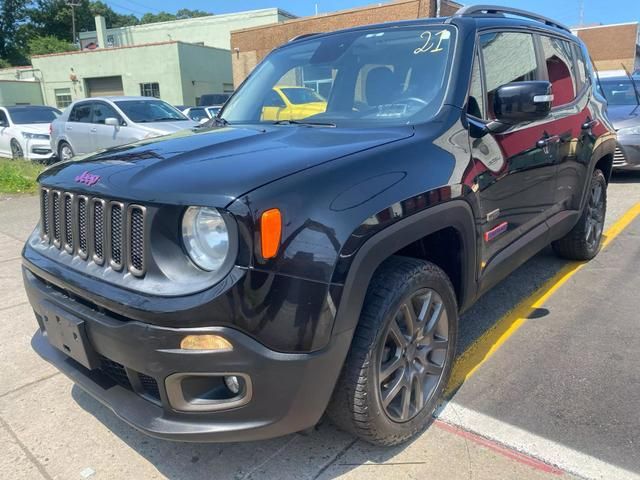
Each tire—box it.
[10,139,24,160]
[327,256,458,446]
[552,169,607,261]
[58,141,74,162]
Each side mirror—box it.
[0,120,7,128]
[105,117,120,128]
[494,81,553,125]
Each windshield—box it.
[115,100,188,123]
[222,25,456,127]
[8,107,61,124]
[599,79,639,105]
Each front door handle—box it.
[536,135,561,148]
[66,126,72,131]
[90,127,97,133]
[582,119,598,130]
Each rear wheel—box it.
[58,142,74,162]
[327,256,457,446]
[552,169,607,261]
[10,139,24,160]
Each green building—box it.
[1,8,295,109]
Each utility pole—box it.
[66,0,81,45]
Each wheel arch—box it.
[332,200,477,338]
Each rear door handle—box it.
[90,127,97,133]
[536,135,561,148]
[582,119,598,130]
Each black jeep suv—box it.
[23,6,616,445]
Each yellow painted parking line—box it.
[446,202,640,396]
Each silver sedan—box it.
[51,96,199,161]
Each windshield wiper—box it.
[271,120,336,127]
[213,116,229,126]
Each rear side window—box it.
[479,32,539,119]
[69,103,92,123]
[539,36,577,107]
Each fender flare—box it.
[332,199,477,337]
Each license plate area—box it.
[40,302,99,370]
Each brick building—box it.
[230,0,462,86]
[572,22,640,75]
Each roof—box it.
[79,8,297,39]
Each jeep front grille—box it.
[40,188,147,277]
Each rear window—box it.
[115,100,188,123]
[280,88,325,104]
[8,107,61,124]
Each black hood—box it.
[607,104,640,130]
[40,125,413,207]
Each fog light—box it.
[224,375,240,394]
[180,335,233,351]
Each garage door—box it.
[85,76,124,97]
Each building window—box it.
[54,88,72,109]
[223,83,234,93]
[140,82,160,98]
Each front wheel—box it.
[327,256,458,446]
[10,139,24,160]
[552,169,607,261]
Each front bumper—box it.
[23,138,54,161]
[613,137,640,171]
[24,267,350,442]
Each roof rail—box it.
[289,33,319,43]
[454,5,571,33]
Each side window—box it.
[539,36,577,107]
[91,102,122,125]
[480,32,539,119]
[572,43,589,93]
[468,50,484,118]
[264,90,286,108]
[69,103,93,123]
[0,110,8,125]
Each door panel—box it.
[472,31,557,266]
[89,101,136,151]
[0,110,10,156]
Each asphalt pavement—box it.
[0,172,639,479]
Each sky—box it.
[109,0,639,28]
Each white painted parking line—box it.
[438,402,640,480]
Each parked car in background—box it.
[51,97,198,161]
[598,76,640,171]
[198,93,231,107]
[182,106,211,123]
[182,106,224,123]
[0,106,61,161]
[261,86,327,121]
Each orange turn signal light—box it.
[260,208,282,259]
[180,335,233,351]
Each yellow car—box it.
[261,86,327,121]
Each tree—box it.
[140,9,212,25]
[0,58,11,68]
[28,34,76,56]
[0,0,30,65]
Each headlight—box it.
[21,131,49,140]
[617,125,640,136]
[182,207,230,271]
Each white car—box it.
[182,106,222,124]
[51,97,199,161]
[0,106,61,161]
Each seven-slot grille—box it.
[613,146,626,167]
[40,188,147,277]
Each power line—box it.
[104,1,146,16]
[125,0,162,14]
